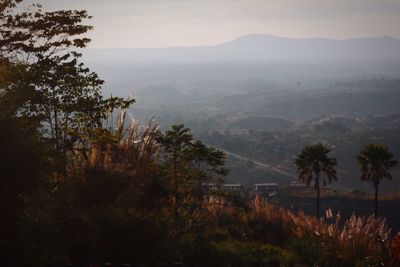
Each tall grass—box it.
[69,109,159,175]
[206,196,398,266]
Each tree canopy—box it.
[0,0,134,174]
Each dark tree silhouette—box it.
[158,124,226,228]
[357,144,398,218]
[0,113,46,265]
[1,0,133,175]
[158,124,193,228]
[295,143,337,218]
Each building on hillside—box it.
[202,183,219,203]
[222,183,243,192]
[201,183,245,204]
[253,182,279,203]
[290,180,306,187]
[202,183,218,192]
[222,183,245,197]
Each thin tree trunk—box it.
[61,115,69,177]
[54,108,59,152]
[173,150,178,229]
[316,173,320,219]
[48,111,54,141]
[374,184,378,218]
[51,86,59,155]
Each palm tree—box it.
[357,144,398,218]
[295,144,337,218]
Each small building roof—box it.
[222,183,242,187]
[290,181,305,186]
[202,183,217,186]
[254,183,278,187]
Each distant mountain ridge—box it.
[84,34,400,65]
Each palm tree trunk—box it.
[374,184,378,218]
[316,174,320,218]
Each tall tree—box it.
[357,144,398,218]
[157,124,227,228]
[0,0,134,174]
[295,143,337,218]
[158,124,193,228]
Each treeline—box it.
[1,1,400,266]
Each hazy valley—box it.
[84,35,400,193]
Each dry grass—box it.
[69,109,160,175]
[391,233,400,265]
[205,196,398,265]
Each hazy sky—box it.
[33,0,400,48]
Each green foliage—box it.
[158,124,227,183]
[0,0,134,169]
